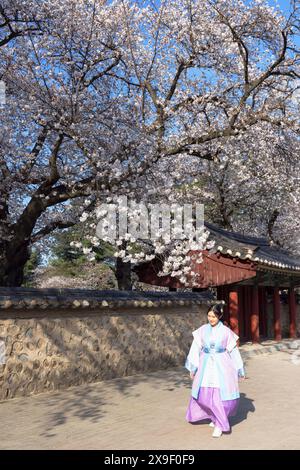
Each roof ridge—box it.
[204,221,270,246]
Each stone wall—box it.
[0,289,213,401]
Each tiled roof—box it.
[205,222,300,273]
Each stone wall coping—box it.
[0,287,219,311]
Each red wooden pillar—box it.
[237,286,244,340]
[273,287,282,341]
[245,285,251,341]
[251,285,260,343]
[224,285,230,324]
[229,290,239,341]
[289,287,297,339]
[258,287,267,338]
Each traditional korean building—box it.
[134,222,300,343]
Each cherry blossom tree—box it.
[0,0,299,286]
[165,123,300,252]
[0,0,130,285]
[0,1,44,49]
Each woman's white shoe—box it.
[209,422,215,428]
[212,426,222,438]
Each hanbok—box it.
[185,320,245,432]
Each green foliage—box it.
[49,257,87,277]
[46,225,116,279]
[50,229,83,263]
[23,249,42,286]
[49,226,116,265]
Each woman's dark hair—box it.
[207,304,224,319]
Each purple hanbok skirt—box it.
[186,387,239,432]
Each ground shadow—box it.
[2,366,255,441]
[230,392,255,427]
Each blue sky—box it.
[270,0,300,46]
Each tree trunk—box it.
[115,257,132,290]
[0,241,30,286]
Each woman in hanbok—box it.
[185,304,245,438]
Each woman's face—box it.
[207,310,219,327]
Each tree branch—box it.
[30,220,77,243]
